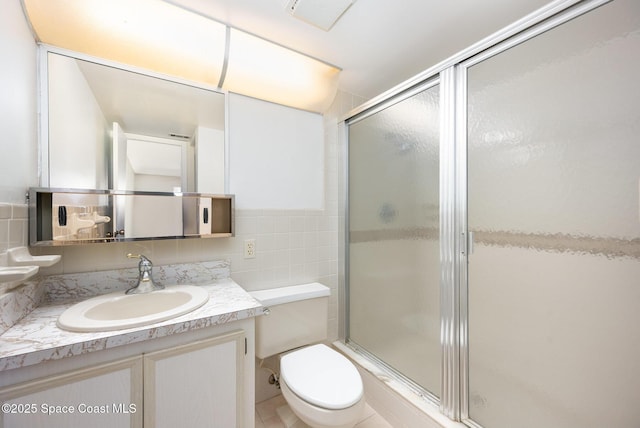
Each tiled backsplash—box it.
[44,259,231,303]
[0,203,28,251]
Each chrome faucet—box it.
[126,253,164,294]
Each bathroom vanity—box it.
[0,274,263,428]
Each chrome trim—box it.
[29,187,234,198]
[463,418,485,428]
[341,119,350,341]
[345,339,440,405]
[455,63,469,422]
[439,66,461,420]
[345,79,440,126]
[224,83,231,194]
[37,46,49,187]
[19,0,40,42]
[39,44,226,94]
[460,0,611,69]
[217,25,231,88]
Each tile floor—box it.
[255,394,393,428]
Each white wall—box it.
[0,0,38,204]
[195,126,225,194]
[228,93,324,210]
[48,54,110,189]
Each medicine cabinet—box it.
[29,188,234,246]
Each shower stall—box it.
[343,0,640,427]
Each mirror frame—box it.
[37,44,230,192]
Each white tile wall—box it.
[0,203,28,252]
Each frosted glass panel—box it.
[348,84,440,396]
[467,0,640,426]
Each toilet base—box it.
[280,378,365,428]
[276,403,309,428]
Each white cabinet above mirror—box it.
[40,46,226,194]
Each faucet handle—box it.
[127,253,149,261]
[125,253,162,294]
[127,253,152,269]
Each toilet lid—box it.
[280,344,363,410]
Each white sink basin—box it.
[57,285,209,332]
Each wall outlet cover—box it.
[244,239,256,258]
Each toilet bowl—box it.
[279,344,365,428]
[250,284,365,428]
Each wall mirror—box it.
[41,46,226,194]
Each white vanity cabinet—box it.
[0,357,143,428]
[0,327,251,428]
[144,330,245,428]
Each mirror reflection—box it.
[45,51,226,193]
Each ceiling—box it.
[167,0,553,100]
[74,55,226,137]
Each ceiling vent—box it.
[286,0,353,31]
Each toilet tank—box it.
[250,283,329,359]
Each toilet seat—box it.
[280,344,363,410]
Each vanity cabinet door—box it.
[0,356,143,428]
[143,330,245,428]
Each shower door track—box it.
[344,339,440,406]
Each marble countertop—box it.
[0,278,263,372]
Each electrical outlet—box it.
[244,239,256,258]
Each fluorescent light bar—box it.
[223,28,340,112]
[24,0,226,86]
[23,0,341,112]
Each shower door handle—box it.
[463,231,474,256]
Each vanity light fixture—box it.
[21,0,340,112]
[222,28,340,112]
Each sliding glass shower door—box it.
[346,1,639,425]
[348,81,440,398]
[465,0,640,426]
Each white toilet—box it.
[251,283,365,428]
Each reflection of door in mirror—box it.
[124,137,185,237]
[112,122,186,238]
[112,122,187,192]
